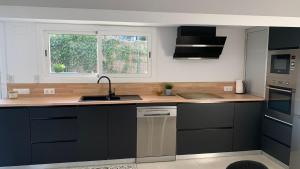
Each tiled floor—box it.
[137,155,284,169]
[63,154,285,169]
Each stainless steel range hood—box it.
[173,26,227,59]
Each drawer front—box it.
[30,107,77,119]
[32,142,78,164]
[178,103,234,129]
[262,117,292,146]
[262,136,290,165]
[177,129,233,155]
[31,118,78,143]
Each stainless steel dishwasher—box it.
[136,106,177,163]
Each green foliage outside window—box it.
[50,34,97,73]
[49,34,149,75]
[102,35,149,74]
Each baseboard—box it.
[0,158,136,169]
[176,150,262,160]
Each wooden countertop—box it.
[0,93,264,107]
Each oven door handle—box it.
[265,115,293,126]
[266,87,294,93]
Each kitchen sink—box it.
[79,95,142,102]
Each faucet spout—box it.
[97,76,114,98]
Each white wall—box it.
[5,22,39,83]
[0,22,7,98]
[3,22,246,83]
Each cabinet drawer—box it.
[262,136,290,165]
[177,129,233,155]
[178,103,234,129]
[262,117,292,146]
[32,142,78,164]
[30,107,77,119]
[31,118,78,143]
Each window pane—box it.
[49,34,98,74]
[102,35,149,74]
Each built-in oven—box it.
[266,85,295,125]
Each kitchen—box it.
[0,1,300,169]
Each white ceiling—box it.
[1,0,300,18]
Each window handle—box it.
[45,49,48,57]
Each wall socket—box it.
[44,88,55,95]
[13,88,30,95]
[224,86,233,92]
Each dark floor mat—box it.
[226,160,268,169]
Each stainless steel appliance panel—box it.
[137,107,177,163]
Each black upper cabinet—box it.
[269,27,300,50]
[233,102,263,151]
[77,106,108,161]
[108,105,137,159]
[0,108,31,167]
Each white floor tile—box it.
[137,154,285,169]
[137,159,200,169]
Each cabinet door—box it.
[178,103,234,130]
[108,105,136,159]
[0,108,30,166]
[177,129,233,155]
[262,136,290,165]
[233,102,263,151]
[262,116,292,146]
[30,106,80,164]
[269,27,300,50]
[78,106,108,161]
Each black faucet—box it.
[97,76,115,98]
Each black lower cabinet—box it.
[233,102,263,151]
[0,108,31,167]
[108,105,136,159]
[262,116,292,165]
[77,106,108,161]
[30,106,81,164]
[29,105,136,165]
[262,136,290,165]
[32,142,79,164]
[177,129,233,154]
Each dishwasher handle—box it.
[137,107,177,117]
[143,113,171,117]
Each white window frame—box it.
[38,24,154,83]
[0,22,7,98]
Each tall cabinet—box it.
[245,27,269,98]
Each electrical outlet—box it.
[13,88,30,95]
[44,88,55,95]
[224,86,233,92]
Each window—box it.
[44,28,152,79]
[49,33,98,74]
[101,35,150,75]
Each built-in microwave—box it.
[267,49,300,89]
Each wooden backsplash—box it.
[7,82,236,97]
